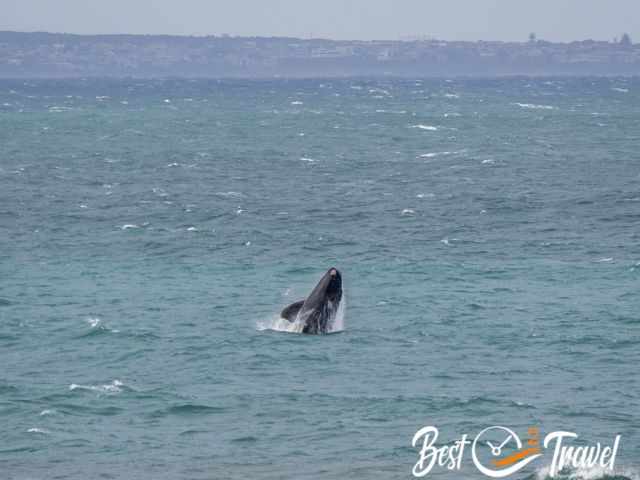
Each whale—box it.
[281,268,343,334]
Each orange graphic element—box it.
[492,447,541,467]
[492,426,540,468]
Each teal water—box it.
[1,78,639,479]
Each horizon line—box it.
[0,29,634,45]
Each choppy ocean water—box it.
[0,77,639,479]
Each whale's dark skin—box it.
[281,268,343,334]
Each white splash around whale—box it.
[257,295,346,334]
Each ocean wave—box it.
[515,102,557,110]
[48,106,74,113]
[418,149,466,158]
[534,465,638,480]
[78,317,119,336]
[410,124,439,131]
[216,191,243,197]
[150,404,225,417]
[419,151,452,158]
[69,380,124,394]
[27,427,49,434]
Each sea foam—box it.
[69,380,124,394]
[535,464,639,480]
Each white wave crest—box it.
[27,428,49,434]
[84,317,119,333]
[86,317,101,328]
[410,124,439,131]
[69,380,124,394]
[536,464,639,480]
[515,103,557,110]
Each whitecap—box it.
[401,209,415,216]
[416,193,435,198]
[410,124,439,131]
[187,227,197,232]
[69,380,124,394]
[441,238,450,245]
[217,191,243,198]
[419,151,451,158]
[300,157,316,162]
[27,428,49,434]
[595,257,613,263]
[86,317,101,328]
[515,103,557,110]
[290,101,303,105]
[48,106,73,113]
[444,93,460,98]
[120,224,139,230]
[481,159,495,164]
[39,409,55,416]
[612,87,629,93]
[368,88,391,96]
[535,464,639,480]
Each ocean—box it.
[1,77,638,479]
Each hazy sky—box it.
[2,0,639,42]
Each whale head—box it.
[324,268,342,302]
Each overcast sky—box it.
[2,0,639,42]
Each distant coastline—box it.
[1,30,639,78]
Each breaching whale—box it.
[281,268,343,334]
